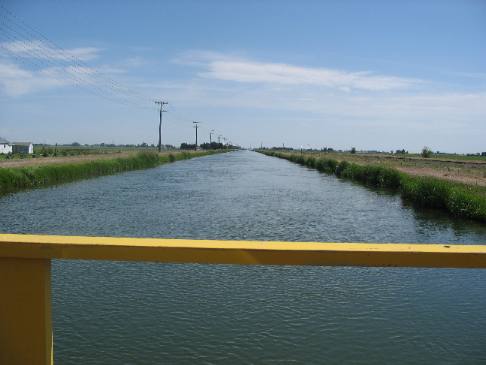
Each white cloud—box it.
[164,51,486,138]
[203,60,419,91]
[142,77,486,134]
[0,40,147,99]
[0,40,100,61]
[0,61,97,96]
[177,51,421,91]
[0,39,105,95]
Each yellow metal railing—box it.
[1,233,486,364]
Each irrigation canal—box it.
[1,150,486,364]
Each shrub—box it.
[421,147,432,158]
[335,161,350,177]
[400,175,449,209]
[304,156,316,168]
[315,158,338,174]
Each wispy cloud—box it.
[0,39,151,99]
[176,51,421,91]
[165,51,486,139]
[146,77,486,121]
[0,40,100,61]
[0,39,138,97]
[0,61,98,96]
[0,62,60,96]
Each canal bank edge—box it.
[259,150,486,224]
[0,150,227,197]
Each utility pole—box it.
[154,100,168,152]
[193,121,200,150]
[210,129,215,144]
[218,135,222,144]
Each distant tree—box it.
[180,143,196,150]
[71,142,81,146]
[350,147,356,154]
[421,146,432,158]
[321,147,335,152]
[200,142,224,150]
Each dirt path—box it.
[397,166,486,187]
[0,152,137,168]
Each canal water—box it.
[1,150,485,364]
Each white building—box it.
[0,137,13,154]
[11,142,34,154]
[0,137,34,154]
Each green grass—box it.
[40,145,155,155]
[0,150,220,197]
[260,150,486,223]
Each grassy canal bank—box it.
[260,150,486,223]
[265,150,486,187]
[0,150,221,197]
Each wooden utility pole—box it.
[193,121,200,150]
[154,100,168,152]
[210,129,215,144]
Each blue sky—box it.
[1,0,485,152]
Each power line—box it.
[0,4,151,108]
[0,5,237,146]
[0,28,147,107]
[0,4,148,103]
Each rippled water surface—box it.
[1,150,486,364]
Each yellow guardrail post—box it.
[0,258,53,365]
